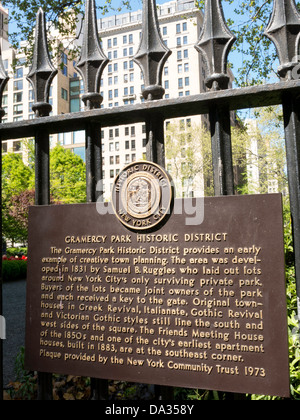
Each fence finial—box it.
[195,0,236,90]
[27,8,58,117]
[264,0,300,79]
[134,0,171,100]
[75,0,109,110]
[0,46,9,121]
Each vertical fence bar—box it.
[195,0,248,400]
[265,0,300,330]
[134,0,173,400]
[27,8,58,400]
[195,0,236,197]
[0,46,8,401]
[282,93,300,324]
[209,105,234,196]
[75,0,109,399]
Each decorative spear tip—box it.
[264,0,300,79]
[134,0,171,100]
[195,0,236,90]
[27,8,57,116]
[75,0,109,109]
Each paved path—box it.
[2,280,26,387]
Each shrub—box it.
[2,259,27,282]
[6,247,28,258]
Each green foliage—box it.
[6,347,37,400]
[2,153,33,200]
[2,145,86,245]
[2,260,27,282]
[50,145,86,203]
[2,0,132,69]
[6,247,28,257]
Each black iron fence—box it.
[1,0,300,400]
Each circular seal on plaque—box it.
[112,161,173,231]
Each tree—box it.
[2,0,131,66]
[50,145,86,203]
[2,153,33,245]
[2,146,86,245]
[2,153,33,200]
[166,121,212,197]
[165,119,249,197]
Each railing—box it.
[1,0,300,400]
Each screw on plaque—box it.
[27,8,58,117]
[75,0,109,110]
[264,0,300,79]
[195,0,236,90]
[0,46,9,120]
[134,0,171,101]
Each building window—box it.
[176,23,181,33]
[2,142,7,153]
[61,88,68,101]
[13,104,23,115]
[14,92,23,103]
[162,26,167,36]
[131,140,136,150]
[14,80,23,91]
[13,141,21,152]
[73,131,85,144]
[14,67,23,79]
[178,78,183,88]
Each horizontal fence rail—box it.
[0,80,300,140]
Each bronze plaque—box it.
[25,194,290,397]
